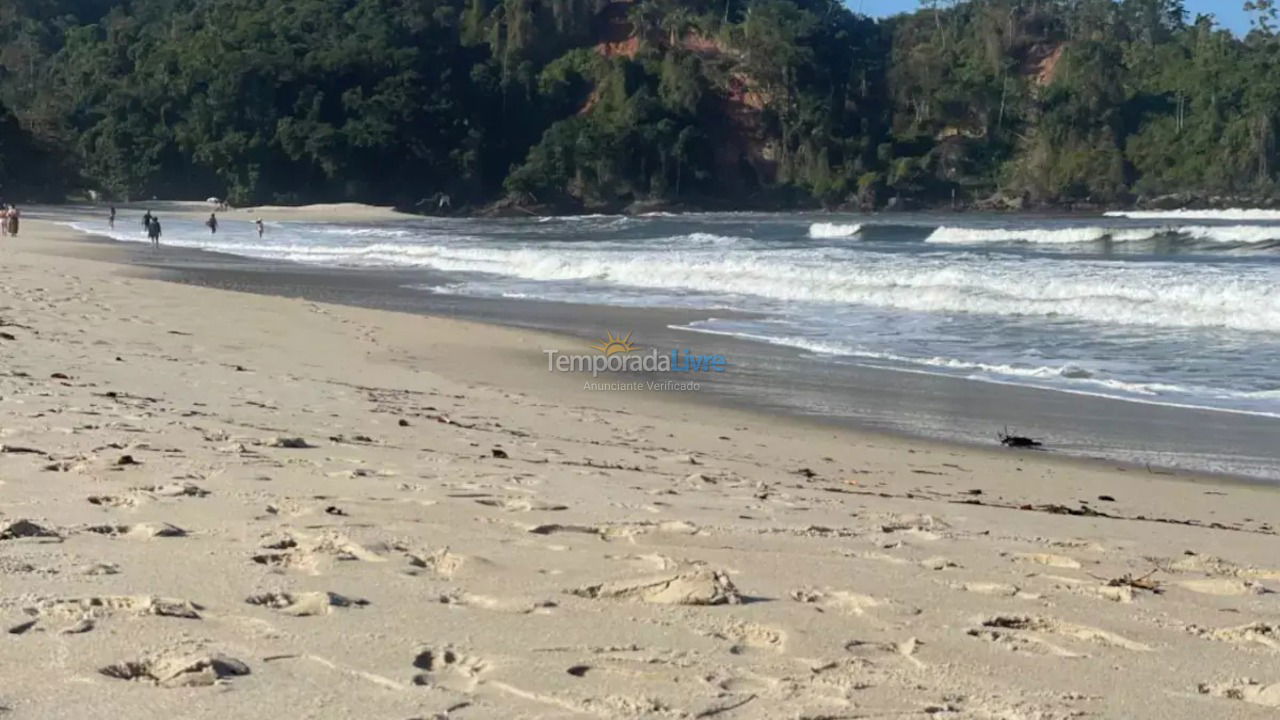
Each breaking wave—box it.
[1180,225,1280,244]
[925,226,1159,244]
[1106,209,1280,221]
[68,220,1280,334]
[808,222,863,239]
[672,323,1280,413]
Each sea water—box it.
[70,210,1280,420]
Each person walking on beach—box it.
[109,206,116,229]
[255,218,264,238]
[147,216,161,247]
[142,210,153,233]
[6,206,18,237]
[0,206,8,238]
[206,213,218,234]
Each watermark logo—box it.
[589,331,639,356]
[545,331,727,392]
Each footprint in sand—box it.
[140,482,210,498]
[11,595,198,634]
[1009,552,1082,570]
[474,496,568,512]
[87,494,141,508]
[1171,553,1280,581]
[0,519,60,540]
[570,566,740,606]
[1199,679,1280,707]
[845,637,926,668]
[101,649,250,688]
[602,553,680,571]
[245,591,367,617]
[954,582,1040,600]
[966,627,1084,658]
[525,519,699,541]
[393,544,476,577]
[919,556,961,571]
[790,587,895,616]
[1178,578,1273,596]
[28,595,201,625]
[83,522,186,538]
[697,618,786,654]
[1192,622,1280,651]
[968,615,1151,656]
[411,647,488,692]
[875,512,950,534]
[252,531,385,574]
[706,675,782,701]
[437,591,556,615]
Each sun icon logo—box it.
[590,331,639,356]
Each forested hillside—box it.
[0,0,1277,211]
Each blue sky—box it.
[853,1,1252,34]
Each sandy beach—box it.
[3,214,1280,719]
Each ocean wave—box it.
[535,213,619,222]
[307,226,413,238]
[808,222,863,239]
[1179,225,1280,244]
[672,329,1102,382]
[672,324,1277,404]
[1106,209,1280,221]
[66,220,1280,334]
[925,226,1158,244]
[681,232,746,245]
[402,246,1280,333]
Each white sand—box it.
[2,216,1279,719]
[87,200,413,222]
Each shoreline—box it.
[33,212,1275,489]
[34,205,1280,484]
[5,215,1280,718]
[48,196,1280,222]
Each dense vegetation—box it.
[0,0,1278,210]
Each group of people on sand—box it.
[0,205,19,237]
[117,207,264,247]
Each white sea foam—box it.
[1106,209,1280,221]
[536,213,617,222]
[681,232,746,245]
[925,226,1158,244]
[808,222,863,239]
[307,226,413,238]
[672,323,1279,408]
[488,251,1273,332]
[66,221,1280,333]
[1179,225,1280,244]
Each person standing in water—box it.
[255,218,264,238]
[142,210,153,233]
[206,213,218,234]
[148,216,161,247]
[109,206,116,229]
